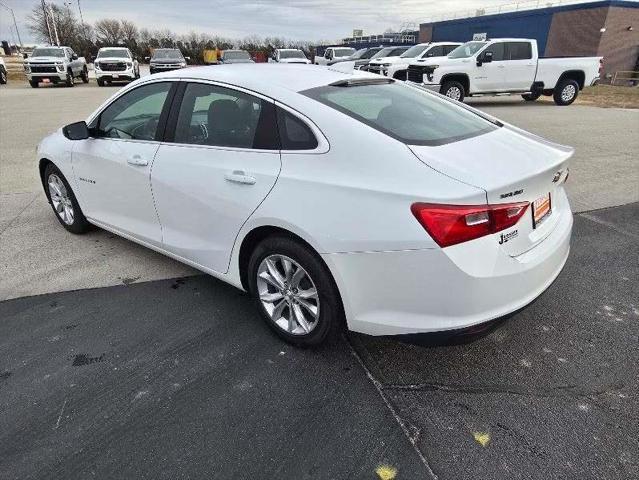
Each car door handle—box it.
[224,171,256,185]
[127,155,148,166]
[497,65,506,68]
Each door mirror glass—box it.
[63,121,90,140]
[184,56,191,62]
[482,51,493,63]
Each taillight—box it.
[411,202,530,248]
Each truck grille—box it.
[99,62,127,72]
[407,65,426,83]
[30,65,57,73]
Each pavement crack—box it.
[346,335,439,480]
[381,381,624,399]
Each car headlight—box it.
[382,63,391,67]
[430,65,439,69]
[94,63,101,70]
[179,62,186,67]
[57,63,64,72]
[126,62,133,68]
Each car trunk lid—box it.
[409,126,573,256]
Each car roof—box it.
[155,63,369,95]
[99,47,128,50]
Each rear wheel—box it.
[80,67,89,83]
[248,236,343,346]
[441,80,465,102]
[30,80,39,88]
[553,79,579,106]
[43,163,90,234]
[522,92,541,101]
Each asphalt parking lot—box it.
[1,76,638,479]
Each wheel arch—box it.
[38,158,55,199]
[558,70,586,90]
[440,73,470,94]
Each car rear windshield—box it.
[31,48,65,57]
[302,82,498,146]
[334,48,356,57]
[97,49,130,58]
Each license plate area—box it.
[532,193,552,228]
[112,74,119,78]
[42,78,50,83]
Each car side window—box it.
[276,107,318,150]
[483,42,505,61]
[174,82,279,149]
[426,46,444,57]
[97,82,172,141]
[444,45,458,55]
[506,42,533,60]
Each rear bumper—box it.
[323,206,572,336]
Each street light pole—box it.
[41,0,54,45]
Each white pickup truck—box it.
[407,38,602,105]
[314,47,356,66]
[24,46,88,88]
[94,47,139,86]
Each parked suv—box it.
[24,46,88,87]
[314,46,356,65]
[95,47,139,86]
[219,50,254,64]
[386,42,461,80]
[359,46,409,72]
[270,49,311,64]
[148,48,188,74]
[326,47,382,67]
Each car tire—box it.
[97,78,104,87]
[553,78,579,106]
[65,70,74,87]
[393,70,407,81]
[0,68,7,84]
[43,163,91,234]
[522,92,541,101]
[81,67,89,83]
[248,235,343,347]
[29,80,39,88]
[441,80,465,102]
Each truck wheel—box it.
[97,78,104,87]
[441,80,465,102]
[30,80,39,88]
[553,79,579,106]
[65,71,74,87]
[80,67,89,83]
[0,68,7,85]
[522,92,541,101]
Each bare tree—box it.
[27,2,79,46]
[94,19,122,45]
[120,20,138,49]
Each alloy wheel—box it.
[48,174,74,225]
[561,84,576,102]
[256,254,320,335]
[446,86,462,101]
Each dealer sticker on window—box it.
[532,193,552,228]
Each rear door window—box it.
[506,42,533,60]
[483,42,505,61]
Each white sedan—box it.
[37,64,573,346]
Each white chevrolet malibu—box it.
[37,64,573,346]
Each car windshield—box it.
[334,48,355,58]
[280,50,306,59]
[31,48,65,57]
[359,48,382,59]
[97,49,130,59]
[152,49,184,60]
[371,47,394,59]
[303,82,497,146]
[448,42,487,59]
[400,44,429,58]
[224,51,251,59]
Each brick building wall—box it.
[545,7,608,56]
[419,25,433,43]
[599,6,639,79]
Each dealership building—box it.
[417,0,639,81]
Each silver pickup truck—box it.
[24,46,89,88]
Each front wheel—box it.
[30,79,39,88]
[0,68,7,85]
[248,236,343,346]
[80,67,89,83]
[553,79,579,106]
[441,80,465,102]
[65,71,74,87]
[97,78,105,87]
[43,163,91,234]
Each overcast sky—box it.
[0,0,606,45]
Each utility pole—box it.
[49,2,60,46]
[77,0,84,25]
[41,0,54,45]
[0,1,24,48]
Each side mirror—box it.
[72,54,78,60]
[145,56,150,62]
[478,51,493,66]
[184,56,191,61]
[23,53,28,59]
[63,121,90,141]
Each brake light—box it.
[411,202,530,248]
